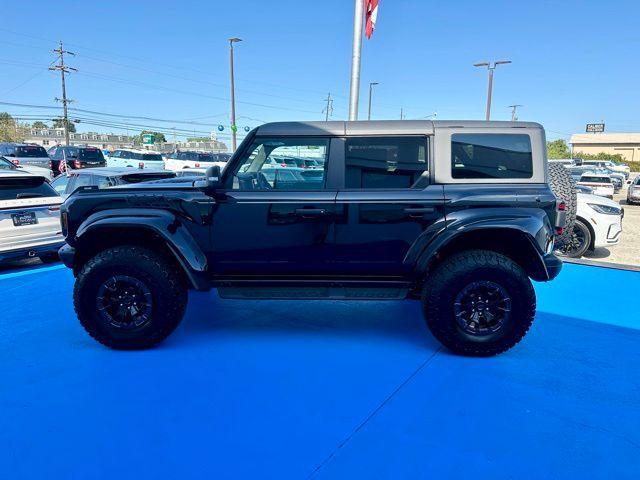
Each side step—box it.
[217,286,410,300]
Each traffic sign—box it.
[142,133,155,144]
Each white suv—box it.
[556,193,623,258]
[0,170,63,263]
[577,173,615,199]
[164,151,231,171]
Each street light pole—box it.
[367,82,379,120]
[229,37,242,151]
[348,0,365,120]
[474,60,511,120]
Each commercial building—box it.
[23,128,135,149]
[570,132,640,162]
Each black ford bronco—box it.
[59,121,567,356]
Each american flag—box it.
[365,0,379,39]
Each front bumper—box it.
[542,253,563,281]
[0,241,65,263]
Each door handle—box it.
[294,208,327,217]
[404,207,435,215]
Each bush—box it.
[626,161,640,172]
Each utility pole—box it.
[367,82,379,120]
[473,60,511,120]
[348,0,365,120]
[400,108,404,120]
[508,104,522,121]
[228,37,242,152]
[323,92,333,121]
[49,41,76,146]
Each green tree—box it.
[547,139,571,159]
[53,117,76,133]
[31,121,49,129]
[0,112,20,142]
[133,130,167,145]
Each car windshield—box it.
[129,152,163,161]
[581,176,610,183]
[15,145,48,158]
[0,176,58,200]
[0,156,17,170]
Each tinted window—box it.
[78,148,104,161]
[0,157,17,170]
[345,136,428,189]
[0,176,58,200]
[15,145,48,158]
[232,137,329,191]
[451,134,533,179]
[580,176,611,183]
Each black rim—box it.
[96,275,153,329]
[557,224,587,256]
[453,281,512,336]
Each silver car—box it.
[0,170,63,263]
[0,143,51,169]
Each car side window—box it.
[231,137,329,191]
[51,175,69,194]
[345,136,429,189]
[451,134,533,179]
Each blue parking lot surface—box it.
[1,262,639,478]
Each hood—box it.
[577,193,620,208]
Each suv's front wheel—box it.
[422,250,536,356]
[74,246,188,349]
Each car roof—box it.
[66,167,172,177]
[255,120,543,136]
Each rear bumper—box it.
[0,241,65,263]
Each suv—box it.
[164,151,230,171]
[48,146,106,174]
[59,121,564,356]
[107,149,164,170]
[0,143,50,169]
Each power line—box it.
[323,93,333,121]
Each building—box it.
[23,128,135,149]
[570,132,640,163]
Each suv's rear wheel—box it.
[74,246,188,349]
[422,250,536,356]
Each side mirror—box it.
[205,165,222,190]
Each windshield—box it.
[0,156,17,170]
[15,145,48,158]
[581,176,610,183]
[129,152,163,161]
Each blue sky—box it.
[0,0,638,143]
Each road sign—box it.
[586,123,605,133]
[142,133,155,144]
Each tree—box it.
[547,139,571,159]
[53,117,76,133]
[133,130,166,145]
[32,121,49,129]
[0,112,20,142]
[186,137,210,142]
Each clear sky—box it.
[0,0,638,144]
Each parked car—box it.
[0,170,63,263]
[577,173,614,198]
[0,143,50,169]
[164,151,230,171]
[50,168,176,198]
[582,160,630,179]
[174,168,206,177]
[575,184,594,194]
[627,176,640,205]
[107,149,165,170]
[0,155,54,181]
[556,193,623,258]
[60,120,567,356]
[48,146,106,174]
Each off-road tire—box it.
[74,246,188,349]
[548,162,577,244]
[422,250,536,357]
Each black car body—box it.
[51,167,176,197]
[59,120,564,355]
[48,146,106,173]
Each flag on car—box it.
[365,0,379,39]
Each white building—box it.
[23,128,135,149]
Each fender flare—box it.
[410,208,553,281]
[74,208,209,290]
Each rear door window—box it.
[344,136,429,189]
[451,134,533,179]
[15,145,48,158]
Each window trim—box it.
[339,135,431,191]
[434,128,545,184]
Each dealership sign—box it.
[586,123,605,133]
[141,133,155,144]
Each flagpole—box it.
[348,0,365,121]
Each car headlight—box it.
[588,203,621,215]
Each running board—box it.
[217,286,410,300]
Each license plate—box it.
[11,211,38,226]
